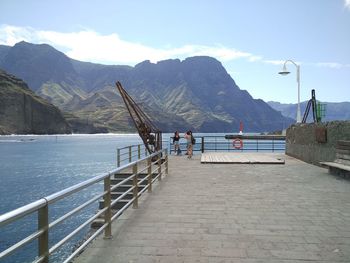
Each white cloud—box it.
[0,24,256,65]
[345,0,350,10]
[315,62,350,69]
[263,60,285,65]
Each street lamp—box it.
[278,60,301,123]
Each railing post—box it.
[129,146,132,163]
[132,163,138,208]
[165,150,169,175]
[201,137,205,153]
[138,144,141,159]
[256,140,259,152]
[117,148,120,167]
[147,157,152,193]
[272,138,275,152]
[103,176,112,239]
[38,203,49,263]
[158,153,162,181]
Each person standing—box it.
[173,131,181,155]
[184,130,193,159]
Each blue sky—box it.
[0,0,349,104]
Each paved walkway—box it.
[75,153,350,263]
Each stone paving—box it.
[74,153,350,263]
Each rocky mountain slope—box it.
[0,41,294,132]
[0,69,72,135]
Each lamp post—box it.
[278,60,301,123]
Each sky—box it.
[0,0,349,104]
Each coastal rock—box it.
[0,69,72,135]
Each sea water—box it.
[0,134,146,263]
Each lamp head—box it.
[278,64,290,75]
[278,70,290,75]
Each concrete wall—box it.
[286,121,350,165]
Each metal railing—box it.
[116,144,148,167]
[0,149,168,263]
[170,135,286,154]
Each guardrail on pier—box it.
[170,135,286,154]
[0,148,168,263]
[116,144,148,167]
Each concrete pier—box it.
[74,154,350,262]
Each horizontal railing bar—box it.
[0,199,47,227]
[49,190,108,229]
[138,176,149,186]
[138,184,149,196]
[110,187,134,207]
[111,198,134,221]
[49,206,108,255]
[0,228,44,259]
[45,174,107,205]
[32,255,45,263]
[109,174,135,192]
[62,221,108,263]
[137,165,149,175]
[46,151,163,205]
[118,144,143,150]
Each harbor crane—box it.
[115,81,162,155]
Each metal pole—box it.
[201,137,205,153]
[147,158,152,193]
[296,65,301,123]
[132,164,138,208]
[158,153,162,181]
[103,177,112,239]
[117,148,120,167]
[138,144,141,159]
[165,150,169,175]
[38,204,49,263]
[129,146,132,163]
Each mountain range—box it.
[0,41,295,133]
[268,101,350,122]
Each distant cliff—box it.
[0,69,72,135]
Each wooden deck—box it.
[201,152,285,164]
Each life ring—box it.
[233,138,243,149]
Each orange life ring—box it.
[233,138,243,149]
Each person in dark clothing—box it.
[173,131,181,155]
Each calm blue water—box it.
[0,134,146,263]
